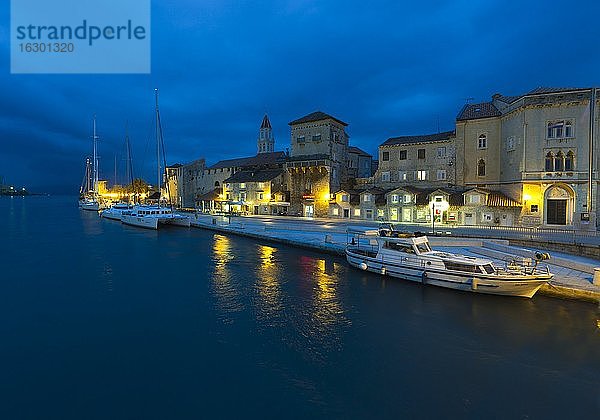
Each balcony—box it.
[521,171,591,181]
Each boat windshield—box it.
[384,241,415,253]
[482,264,495,274]
[416,242,431,253]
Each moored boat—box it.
[101,202,134,220]
[346,226,552,298]
[120,205,190,229]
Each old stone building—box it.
[222,169,289,215]
[455,87,599,229]
[287,111,351,217]
[375,131,456,188]
[348,146,373,179]
[194,115,286,210]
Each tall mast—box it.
[125,121,134,186]
[155,89,160,204]
[92,115,99,195]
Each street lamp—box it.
[431,202,436,235]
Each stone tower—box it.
[257,114,275,154]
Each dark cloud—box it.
[1,0,599,193]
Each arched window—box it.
[477,159,486,176]
[214,181,220,187]
[555,151,564,172]
[545,152,554,172]
[478,134,487,149]
[565,151,575,171]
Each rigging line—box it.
[156,97,174,211]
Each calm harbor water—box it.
[1,196,599,419]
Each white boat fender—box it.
[472,278,478,290]
[381,267,386,275]
[359,262,368,271]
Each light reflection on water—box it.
[254,245,283,325]
[1,196,599,419]
[210,234,244,322]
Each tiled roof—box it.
[526,87,587,95]
[456,102,501,121]
[260,114,272,129]
[348,146,372,157]
[492,94,521,104]
[464,188,521,207]
[197,188,222,202]
[224,169,284,183]
[289,111,348,126]
[208,151,285,169]
[381,130,455,147]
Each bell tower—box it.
[257,114,275,154]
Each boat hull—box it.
[120,214,190,230]
[121,214,159,229]
[346,250,550,298]
[79,201,100,211]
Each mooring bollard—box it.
[593,268,600,287]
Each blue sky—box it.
[1,0,600,193]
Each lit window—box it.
[478,134,487,149]
[399,171,407,181]
[354,208,361,216]
[403,194,411,203]
[416,170,427,181]
[469,195,481,204]
[391,194,399,203]
[399,150,407,160]
[363,194,371,202]
[240,183,246,189]
[477,159,486,176]
[332,208,339,216]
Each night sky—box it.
[1,0,600,193]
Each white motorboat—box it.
[345,227,553,298]
[121,205,190,229]
[101,202,134,220]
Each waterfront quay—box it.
[185,212,600,303]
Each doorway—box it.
[546,199,567,225]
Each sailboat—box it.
[120,89,189,229]
[101,125,135,220]
[79,116,103,211]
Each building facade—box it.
[287,111,351,217]
[456,87,599,229]
[375,131,456,189]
